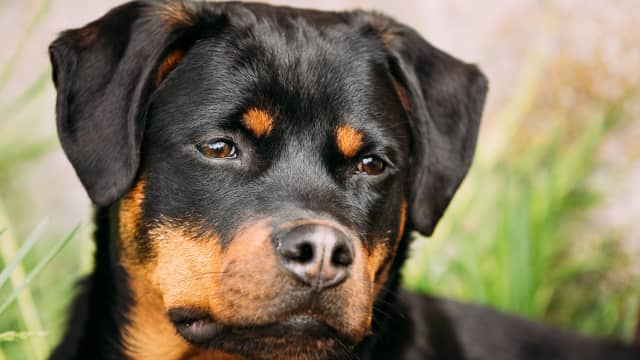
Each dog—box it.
[48,1,640,359]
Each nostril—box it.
[275,223,353,290]
[281,240,315,264]
[331,244,353,267]
[295,242,314,263]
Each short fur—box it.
[48,1,639,359]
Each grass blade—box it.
[0,220,47,290]
[0,225,79,315]
[0,204,47,359]
[0,331,47,343]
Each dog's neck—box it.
[51,207,413,360]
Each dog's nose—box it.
[275,224,353,290]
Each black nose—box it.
[275,224,354,290]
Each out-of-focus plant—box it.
[0,1,76,359]
[404,18,640,340]
[0,225,78,358]
[404,100,639,340]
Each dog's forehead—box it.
[149,9,400,136]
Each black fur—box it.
[49,1,639,359]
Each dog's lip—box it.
[228,315,336,339]
[168,309,350,347]
[168,308,223,344]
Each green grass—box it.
[0,225,78,360]
[404,94,640,341]
[0,225,79,316]
[0,3,85,358]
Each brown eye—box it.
[197,139,237,159]
[357,156,386,175]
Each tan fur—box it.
[335,125,364,158]
[222,219,372,342]
[123,275,192,359]
[156,49,186,86]
[120,211,385,357]
[151,1,196,27]
[368,200,408,296]
[241,108,274,138]
[119,179,147,262]
[122,223,246,359]
[392,79,411,110]
[396,199,408,244]
[338,238,373,336]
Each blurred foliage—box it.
[1,1,639,359]
[0,224,78,358]
[0,1,83,359]
[404,99,640,340]
[404,22,640,339]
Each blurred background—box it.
[1,0,639,358]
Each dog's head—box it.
[50,1,487,359]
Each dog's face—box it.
[50,1,487,359]
[121,19,411,354]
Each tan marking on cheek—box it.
[336,125,364,158]
[123,276,191,359]
[119,179,147,262]
[124,278,244,359]
[123,218,374,354]
[150,224,222,310]
[137,220,279,328]
[122,223,243,359]
[368,200,408,296]
[241,108,274,138]
[396,199,408,243]
[338,239,374,338]
[211,221,282,324]
[119,179,145,239]
[156,49,185,86]
[367,242,388,295]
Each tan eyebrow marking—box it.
[241,108,274,138]
[152,1,196,27]
[155,49,185,86]
[335,125,364,158]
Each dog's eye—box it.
[197,139,237,159]
[356,156,386,175]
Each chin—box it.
[172,313,354,360]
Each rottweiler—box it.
[48,1,640,359]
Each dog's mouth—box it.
[168,308,223,344]
[168,308,352,350]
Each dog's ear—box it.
[49,1,222,206]
[366,14,488,236]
